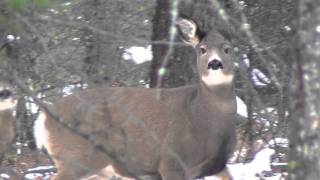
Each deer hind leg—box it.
[45,126,113,180]
[50,149,114,180]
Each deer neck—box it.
[199,78,235,103]
[189,80,236,123]
[188,81,236,135]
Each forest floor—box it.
[1,146,53,180]
[1,145,288,180]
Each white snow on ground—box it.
[0,173,10,179]
[236,96,248,117]
[6,34,15,42]
[25,165,55,172]
[201,148,279,180]
[25,173,45,179]
[268,138,288,148]
[123,46,152,64]
[227,148,275,180]
[24,165,56,180]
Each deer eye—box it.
[199,46,207,54]
[223,45,231,54]
[224,47,230,54]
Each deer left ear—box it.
[176,18,200,47]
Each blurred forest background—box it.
[0,0,319,179]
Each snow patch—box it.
[227,148,275,180]
[123,46,152,64]
[0,173,10,179]
[236,96,248,117]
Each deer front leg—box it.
[159,157,187,180]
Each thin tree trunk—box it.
[289,0,320,179]
[149,0,171,88]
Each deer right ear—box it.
[176,18,200,47]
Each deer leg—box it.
[50,148,113,180]
[52,159,93,180]
[159,169,185,180]
[159,158,186,180]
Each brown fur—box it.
[34,18,237,180]
[0,88,16,164]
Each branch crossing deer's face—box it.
[177,18,234,86]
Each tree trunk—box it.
[289,0,320,179]
[81,0,122,86]
[15,97,28,144]
[149,0,171,88]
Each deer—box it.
[34,17,237,180]
[0,84,16,164]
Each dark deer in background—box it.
[34,17,236,180]
[0,83,16,164]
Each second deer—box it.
[0,84,16,165]
[34,17,237,180]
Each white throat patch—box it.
[201,69,233,86]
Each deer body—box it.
[34,18,236,180]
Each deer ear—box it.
[176,18,200,47]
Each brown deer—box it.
[0,85,16,164]
[34,17,236,180]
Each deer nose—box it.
[207,59,223,70]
